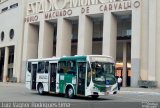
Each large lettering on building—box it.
[26,0,141,23]
[0,0,8,4]
[27,0,127,15]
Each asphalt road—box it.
[0,83,160,108]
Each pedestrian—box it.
[117,77,122,90]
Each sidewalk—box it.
[0,82,25,87]
[120,87,160,94]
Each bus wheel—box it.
[67,87,74,99]
[37,83,44,95]
[91,95,99,99]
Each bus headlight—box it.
[111,83,118,91]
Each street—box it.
[0,83,160,108]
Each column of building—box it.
[23,23,39,59]
[22,23,39,82]
[78,15,93,55]
[24,24,39,59]
[56,18,72,57]
[156,0,160,87]
[3,47,9,82]
[14,46,23,83]
[122,42,127,87]
[140,0,149,80]
[38,21,53,58]
[148,0,157,81]
[102,12,132,86]
[13,46,17,81]
[131,0,142,87]
[102,12,117,60]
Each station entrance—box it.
[0,46,15,82]
[115,11,132,87]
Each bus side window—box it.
[87,62,91,86]
[67,61,76,75]
[58,61,65,73]
[45,62,49,73]
[27,62,31,73]
[38,62,45,73]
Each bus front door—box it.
[31,63,37,90]
[49,63,57,92]
[77,62,86,95]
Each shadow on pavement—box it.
[30,92,112,101]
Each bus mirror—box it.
[91,63,94,69]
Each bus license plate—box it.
[106,92,109,95]
[106,85,110,87]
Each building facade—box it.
[0,0,160,87]
[0,0,26,82]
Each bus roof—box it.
[27,57,60,62]
[60,55,87,61]
[59,55,114,62]
[27,55,114,63]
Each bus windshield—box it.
[91,62,115,85]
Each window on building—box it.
[53,24,57,40]
[8,53,14,64]
[72,21,78,40]
[117,15,131,38]
[9,29,14,39]
[1,31,4,41]
[8,68,13,79]
[10,3,18,9]
[1,7,8,12]
[93,20,103,39]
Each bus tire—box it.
[37,83,44,95]
[67,87,74,99]
[91,95,99,99]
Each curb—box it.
[120,91,160,95]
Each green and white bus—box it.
[25,55,118,99]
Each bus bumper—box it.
[105,91,117,95]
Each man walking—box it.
[118,77,122,90]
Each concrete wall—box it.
[0,0,26,82]
[156,0,160,87]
